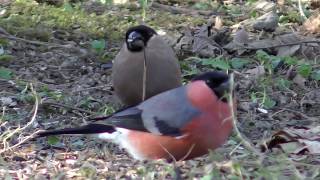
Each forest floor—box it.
[0,0,320,179]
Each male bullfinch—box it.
[112,25,182,106]
[38,72,234,161]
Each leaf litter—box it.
[0,0,319,179]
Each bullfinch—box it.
[38,71,234,161]
[112,25,182,106]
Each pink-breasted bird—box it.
[37,72,234,161]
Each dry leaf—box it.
[299,140,320,154]
[302,11,320,34]
[264,126,320,155]
[301,90,320,116]
[249,38,276,49]
[192,24,221,57]
[277,45,300,56]
[293,74,306,89]
[310,1,320,9]
[234,27,249,45]
[215,16,223,30]
[113,0,128,4]
[245,65,265,78]
[253,0,276,12]
[275,33,302,44]
[253,9,279,32]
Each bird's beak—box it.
[213,79,231,101]
[127,38,145,51]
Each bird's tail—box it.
[89,115,112,121]
[37,124,116,137]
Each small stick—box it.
[0,84,39,154]
[42,101,96,115]
[228,74,265,163]
[142,48,147,101]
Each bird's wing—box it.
[97,86,201,137]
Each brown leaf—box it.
[277,45,300,57]
[253,10,279,32]
[249,38,277,49]
[301,90,320,116]
[245,65,265,79]
[234,27,249,45]
[292,74,306,89]
[298,139,320,154]
[278,142,305,154]
[214,16,223,30]
[192,25,221,57]
[252,0,276,12]
[302,11,320,34]
[264,126,320,155]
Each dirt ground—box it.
[0,0,319,179]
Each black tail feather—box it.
[37,124,116,137]
[89,115,112,121]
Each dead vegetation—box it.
[0,0,319,179]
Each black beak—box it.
[213,79,231,102]
[127,38,145,51]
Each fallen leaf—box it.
[214,16,223,30]
[298,140,320,154]
[233,27,249,45]
[302,11,320,34]
[253,0,276,12]
[253,9,279,32]
[264,126,320,155]
[292,74,306,89]
[245,65,265,79]
[277,45,300,57]
[278,142,304,154]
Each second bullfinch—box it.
[112,25,182,106]
[38,71,234,161]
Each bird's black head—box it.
[192,71,230,101]
[125,25,157,52]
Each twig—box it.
[0,121,8,129]
[158,142,182,180]
[72,85,113,93]
[42,101,96,115]
[151,2,219,16]
[0,84,39,154]
[270,109,286,118]
[229,142,243,156]
[0,27,79,51]
[142,48,147,101]
[159,142,177,163]
[234,40,320,50]
[2,130,42,153]
[228,74,265,163]
[180,143,195,161]
[298,0,308,21]
[183,56,203,61]
[285,155,306,179]
[279,108,316,120]
[0,106,5,122]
